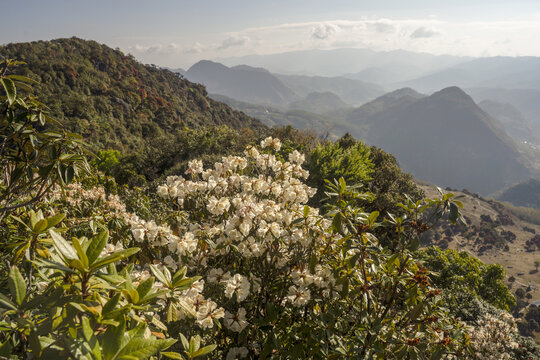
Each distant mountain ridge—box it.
[216,48,470,78]
[185,60,298,107]
[287,92,351,113]
[400,56,540,92]
[347,86,530,195]
[478,100,537,142]
[275,73,383,106]
[184,60,384,111]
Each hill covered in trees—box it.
[0,37,265,153]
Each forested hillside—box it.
[0,37,265,152]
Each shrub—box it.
[418,247,516,311]
[127,137,469,358]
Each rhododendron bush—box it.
[125,137,469,359]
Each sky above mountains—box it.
[2,0,540,68]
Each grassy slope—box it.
[419,183,540,302]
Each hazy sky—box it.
[2,0,540,68]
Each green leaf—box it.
[171,276,200,291]
[192,344,217,358]
[408,236,420,251]
[103,317,125,360]
[65,166,75,184]
[8,266,26,306]
[122,289,139,304]
[0,78,16,105]
[136,278,154,300]
[46,213,65,229]
[90,248,139,271]
[161,352,184,359]
[7,74,39,84]
[449,202,460,224]
[0,339,13,357]
[309,253,318,274]
[149,265,170,286]
[50,229,77,260]
[69,258,87,272]
[13,81,34,94]
[34,258,77,275]
[409,302,423,321]
[116,338,176,360]
[368,211,379,224]
[72,237,89,269]
[179,334,189,351]
[303,205,310,218]
[0,293,17,310]
[33,219,48,234]
[102,293,121,315]
[171,266,187,283]
[82,317,102,360]
[86,230,109,265]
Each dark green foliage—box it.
[418,246,516,311]
[518,305,540,337]
[0,59,89,220]
[0,37,265,154]
[364,146,424,215]
[308,133,374,203]
[91,149,121,174]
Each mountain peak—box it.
[429,86,475,104]
[432,86,469,97]
[188,60,229,72]
[185,59,297,106]
[382,87,424,100]
[231,64,270,74]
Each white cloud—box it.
[215,18,540,58]
[410,26,440,38]
[122,17,540,68]
[311,23,338,40]
[129,42,181,54]
[367,21,396,34]
[219,35,250,49]
[184,42,206,54]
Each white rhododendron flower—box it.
[185,159,204,175]
[196,300,224,329]
[288,149,305,164]
[287,285,311,307]
[224,307,248,332]
[224,274,250,302]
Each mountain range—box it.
[183,60,383,110]
[3,38,539,197]
[346,87,530,195]
[399,57,540,92]
[217,48,470,79]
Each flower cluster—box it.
[467,312,520,359]
[50,183,127,218]
[128,137,344,349]
[125,137,469,358]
